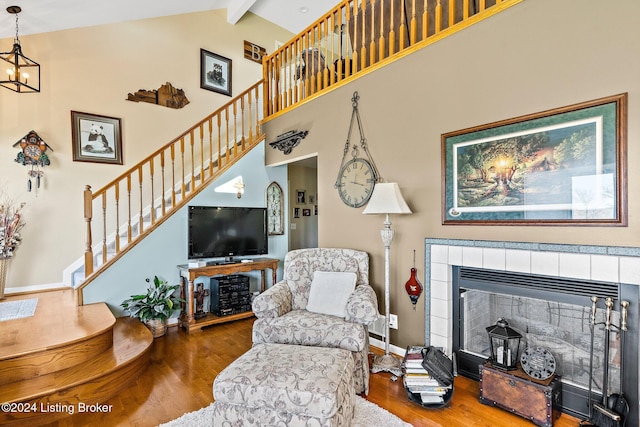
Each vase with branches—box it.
[0,192,25,299]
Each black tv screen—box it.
[188,206,268,260]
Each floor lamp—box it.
[363,182,412,376]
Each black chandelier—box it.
[0,6,40,93]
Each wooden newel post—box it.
[84,185,94,277]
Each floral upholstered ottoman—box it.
[212,343,355,426]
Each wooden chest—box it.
[479,363,562,427]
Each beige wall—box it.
[0,10,293,288]
[264,0,640,348]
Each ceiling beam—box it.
[227,0,257,25]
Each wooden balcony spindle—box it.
[399,0,407,50]
[247,90,254,144]
[102,193,107,264]
[480,0,487,12]
[217,113,222,168]
[170,144,176,208]
[254,85,260,137]
[233,102,238,157]
[84,185,94,276]
[449,0,455,28]
[370,0,376,65]
[180,137,186,198]
[160,151,166,216]
[423,0,428,40]
[240,97,246,150]
[189,131,195,189]
[208,119,213,177]
[436,0,443,33]
[345,5,352,77]
[149,159,155,224]
[199,125,205,184]
[138,166,144,235]
[360,0,367,70]
[127,175,132,243]
[115,184,121,253]
[352,1,359,73]
[225,107,230,161]
[410,0,417,45]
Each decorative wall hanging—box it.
[0,6,40,93]
[404,250,423,310]
[334,91,380,208]
[266,181,284,235]
[71,111,123,164]
[244,40,266,64]
[442,93,627,226]
[200,49,232,96]
[13,130,52,192]
[126,82,189,109]
[268,130,309,155]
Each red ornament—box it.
[405,267,423,309]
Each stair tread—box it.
[0,290,115,360]
[0,317,152,403]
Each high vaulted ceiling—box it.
[0,0,337,40]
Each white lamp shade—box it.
[362,182,412,215]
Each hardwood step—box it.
[0,317,152,426]
[0,291,115,384]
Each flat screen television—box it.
[188,206,268,261]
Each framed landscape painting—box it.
[442,93,627,225]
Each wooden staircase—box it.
[0,290,153,426]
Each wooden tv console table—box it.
[177,258,279,333]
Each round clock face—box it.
[24,144,42,160]
[267,183,283,235]
[338,158,376,208]
[520,346,556,381]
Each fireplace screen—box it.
[462,289,620,394]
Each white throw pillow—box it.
[306,271,357,318]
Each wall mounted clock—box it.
[13,130,53,193]
[334,91,380,208]
[266,181,284,235]
[337,157,376,208]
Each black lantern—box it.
[486,318,522,370]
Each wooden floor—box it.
[38,317,580,427]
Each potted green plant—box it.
[121,276,183,338]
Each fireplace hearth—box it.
[424,238,639,423]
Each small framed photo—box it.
[71,111,123,164]
[296,189,306,205]
[294,207,300,218]
[303,208,311,217]
[200,49,232,96]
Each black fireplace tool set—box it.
[581,296,630,427]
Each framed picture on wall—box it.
[442,93,627,226]
[71,111,123,164]
[296,189,306,205]
[200,49,232,96]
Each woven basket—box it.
[144,318,167,338]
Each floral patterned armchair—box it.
[251,248,379,395]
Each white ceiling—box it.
[0,0,338,40]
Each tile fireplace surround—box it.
[424,238,640,351]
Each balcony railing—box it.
[262,0,521,119]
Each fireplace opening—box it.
[453,266,638,421]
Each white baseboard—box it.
[5,282,68,295]
[369,335,405,358]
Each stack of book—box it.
[402,346,451,405]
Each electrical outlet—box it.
[389,314,398,329]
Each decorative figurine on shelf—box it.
[194,282,209,319]
[13,130,52,193]
[405,250,423,310]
